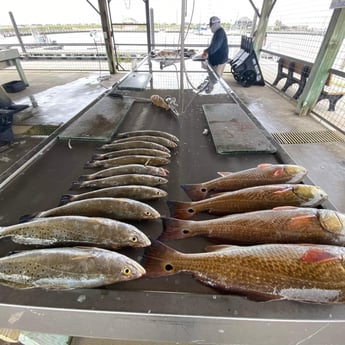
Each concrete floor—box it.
[2,69,345,212]
[1,68,345,345]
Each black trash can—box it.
[2,80,26,93]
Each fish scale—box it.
[143,241,345,303]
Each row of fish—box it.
[0,129,179,290]
[141,163,345,304]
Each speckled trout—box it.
[70,174,168,190]
[60,186,167,205]
[84,155,170,169]
[160,207,345,245]
[182,164,308,200]
[168,184,328,219]
[0,216,151,249]
[19,198,160,222]
[142,241,345,303]
[116,130,179,143]
[0,247,145,290]
[110,135,177,149]
[92,148,171,160]
[99,140,171,153]
[78,164,169,181]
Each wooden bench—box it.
[272,57,345,111]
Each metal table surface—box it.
[0,72,343,344]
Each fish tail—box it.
[141,240,182,277]
[167,200,196,219]
[91,153,103,160]
[181,183,207,201]
[19,213,38,223]
[59,194,73,205]
[69,181,83,190]
[78,174,91,181]
[159,217,194,240]
[84,160,96,168]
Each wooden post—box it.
[297,8,345,116]
[252,0,276,57]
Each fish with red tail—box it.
[160,207,345,245]
[167,184,328,219]
[142,241,345,303]
[181,164,308,201]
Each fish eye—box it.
[201,188,207,192]
[130,236,138,243]
[182,229,190,234]
[165,264,173,271]
[122,267,132,275]
[187,208,194,213]
[145,211,152,216]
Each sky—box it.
[0,0,333,26]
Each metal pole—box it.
[98,0,116,74]
[9,12,26,54]
[150,7,155,51]
[180,0,186,94]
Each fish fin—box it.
[205,245,239,252]
[69,181,82,190]
[272,167,284,177]
[273,206,298,210]
[289,214,316,226]
[19,213,38,223]
[161,168,170,176]
[159,217,194,240]
[59,194,73,206]
[141,240,182,277]
[257,163,273,168]
[273,187,293,194]
[181,184,207,201]
[78,174,91,181]
[217,172,232,177]
[167,200,196,219]
[301,248,340,263]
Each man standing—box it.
[200,16,229,93]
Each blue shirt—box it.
[205,27,229,66]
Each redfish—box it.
[0,215,150,249]
[19,197,160,222]
[142,241,345,303]
[0,247,145,290]
[167,184,328,219]
[182,164,308,200]
[160,207,345,245]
